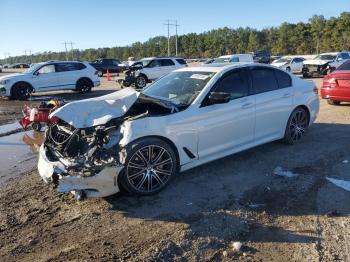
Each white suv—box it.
[134,57,187,88]
[0,61,100,100]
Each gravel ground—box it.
[1,75,350,261]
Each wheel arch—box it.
[76,77,93,87]
[292,104,311,125]
[10,81,34,96]
[123,135,180,167]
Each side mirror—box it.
[33,71,40,76]
[208,92,231,105]
[337,57,343,62]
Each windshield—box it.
[274,58,291,63]
[140,59,152,67]
[142,71,215,106]
[315,54,336,60]
[23,63,44,73]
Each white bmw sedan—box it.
[38,63,319,198]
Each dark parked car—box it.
[253,50,271,64]
[10,63,30,68]
[90,59,122,77]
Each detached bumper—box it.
[38,145,122,198]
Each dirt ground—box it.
[1,73,350,261]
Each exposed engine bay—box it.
[44,93,184,178]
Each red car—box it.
[321,60,350,105]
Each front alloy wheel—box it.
[284,108,309,144]
[122,139,178,195]
[135,75,147,89]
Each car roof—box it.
[219,54,252,58]
[176,62,273,73]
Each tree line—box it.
[2,12,350,64]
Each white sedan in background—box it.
[272,57,305,73]
[38,63,319,198]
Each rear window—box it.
[336,60,350,71]
[274,69,292,88]
[176,59,187,65]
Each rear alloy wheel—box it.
[11,82,32,100]
[284,107,309,145]
[76,79,92,93]
[327,99,340,105]
[121,138,178,195]
[135,75,147,89]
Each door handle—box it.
[241,102,253,109]
[281,93,292,98]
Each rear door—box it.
[55,63,80,90]
[251,66,293,142]
[197,68,255,159]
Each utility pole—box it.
[174,20,179,56]
[24,49,32,64]
[164,20,171,56]
[62,41,74,60]
[163,20,180,56]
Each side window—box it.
[274,69,292,88]
[214,70,249,100]
[293,58,302,63]
[56,63,83,72]
[160,59,175,66]
[112,60,119,66]
[38,64,55,74]
[176,59,187,65]
[251,68,278,94]
[229,57,239,62]
[148,60,161,68]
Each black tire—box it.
[135,75,147,89]
[10,82,33,100]
[97,71,103,77]
[302,73,310,78]
[76,78,93,93]
[327,99,340,105]
[283,107,309,145]
[32,122,42,131]
[119,137,179,196]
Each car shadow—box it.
[103,122,350,245]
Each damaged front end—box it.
[39,119,124,198]
[37,87,183,198]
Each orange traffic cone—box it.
[106,69,111,81]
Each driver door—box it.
[31,64,58,91]
[195,68,255,160]
[142,59,162,80]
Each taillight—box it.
[323,77,338,88]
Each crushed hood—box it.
[50,87,139,128]
[272,62,288,67]
[303,59,330,66]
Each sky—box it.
[0,0,349,59]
